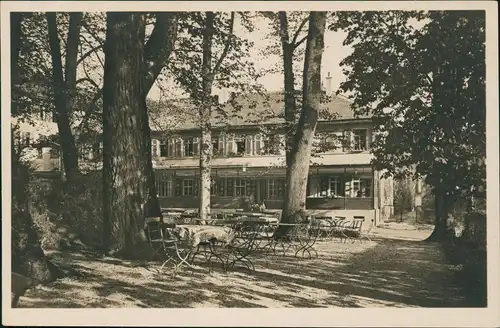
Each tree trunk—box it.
[142,13,178,219]
[276,12,327,237]
[425,185,450,241]
[278,12,298,168]
[198,12,216,223]
[102,13,149,256]
[46,12,80,180]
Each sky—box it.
[147,14,353,100]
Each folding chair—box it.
[144,217,178,274]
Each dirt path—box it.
[18,225,468,308]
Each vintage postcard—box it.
[2,1,499,327]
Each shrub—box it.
[28,171,103,250]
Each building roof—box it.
[149,91,368,132]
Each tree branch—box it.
[292,35,308,50]
[211,12,235,76]
[290,17,308,46]
[76,44,103,67]
[143,12,178,93]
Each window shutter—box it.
[175,178,182,196]
[254,134,262,155]
[226,178,234,196]
[245,136,253,155]
[193,137,199,155]
[152,139,160,157]
[342,130,351,151]
[226,135,234,154]
[167,139,173,157]
[194,179,200,196]
[248,180,256,197]
[175,139,182,157]
[218,135,225,155]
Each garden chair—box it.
[144,217,179,275]
[342,216,371,243]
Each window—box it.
[159,139,170,157]
[268,179,285,198]
[353,178,372,197]
[261,134,280,155]
[329,177,344,197]
[212,137,219,155]
[49,148,59,159]
[183,137,198,157]
[152,139,160,157]
[182,179,194,196]
[235,136,246,155]
[235,179,247,196]
[323,132,343,152]
[156,174,171,197]
[37,148,43,159]
[352,129,367,151]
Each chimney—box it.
[326,71,332,94]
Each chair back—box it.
[145,217,164,241]
[352,216,365,231]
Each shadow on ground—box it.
[18,227,477,308]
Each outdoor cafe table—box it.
[170,224,243,272]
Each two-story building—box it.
[147,91,394,226]
[12,91,394,227]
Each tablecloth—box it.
[173,224,236,248]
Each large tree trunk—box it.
[46,13,80,180]
[102,13,149,256]
[142,13,178,218]
[198,12,216,224]
[278,12,298,168]
[426,185,455,242]
[276,12,326,236]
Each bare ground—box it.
[17,224,470,308]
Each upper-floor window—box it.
[261,134,281,155]
[212,137,220,155]
[234,136,246,155]
[50,148,59,159]
[352,129,367,151]
[183,137,199,157]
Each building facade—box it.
[12,92,395,227]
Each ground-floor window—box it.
[268,179,285,198]
[353,178,372,198]
[182,179,194,196]
[312,175,372,198]
[235,178,247,196]
[156,174,172,197]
